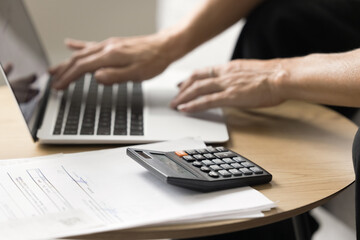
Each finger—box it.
[53,51,111,89]
[170,78,222,109]
[65,38,91,50]
[94,65,139,85]
[48,65,60,75]
[52,43,104,78]
[70,42,103,60]
[179,67,218,92]
[177,92,228,113]
[177,80,184,88]
[51,58,75,83]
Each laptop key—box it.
[114,129,127,135]
[114,83,128,135]
[64,77,84,135]
[80,128,94,135]
[97,85,112,135]
[130,83,144,136]
[53,90,68,135]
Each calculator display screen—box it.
[150,153,195,178]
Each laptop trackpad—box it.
[145,83,225,123]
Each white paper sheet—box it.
[0,138,276,239]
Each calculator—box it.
[127,146,272,192]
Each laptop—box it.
[0,0,229,144]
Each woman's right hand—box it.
[51,33,177,90]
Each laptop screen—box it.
[0,0,50,140]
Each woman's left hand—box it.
[170,59,288,112]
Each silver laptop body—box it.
[0,0,229,144]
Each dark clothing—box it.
[233,0,360,59]
[353,129,360,240]
[232,0,360,119]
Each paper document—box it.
[0,138,276,239]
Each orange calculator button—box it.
[175,151,188,157]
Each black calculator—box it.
[127,146,272,192]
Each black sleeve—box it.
[352,128,360,240]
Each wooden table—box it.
[0,86,356,239]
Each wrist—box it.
[268,58,293,102]
[156,25,193,64]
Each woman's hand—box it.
[171,59,288,112]
[51,33,176,90]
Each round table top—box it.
[0,86,356,239]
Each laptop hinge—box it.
[33,76,53,141]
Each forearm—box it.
[277,49,360,107]
[160,0,264,63]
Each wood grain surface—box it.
[0,86,356,239]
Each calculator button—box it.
[210,165,222,171]
[196,149,208,154]
[185,149,198,155]
[183,155,195,162]
[192,161,203,168]
[232,157,246,163]
[215,147,226,152]
[229,169,242,176]
[206,147,218,153]
[231,163,242,168]
[218,170,232,177]
[239,168,253,175]
[200,166,211,173]
[175,151,188,157]
[222,158,235,164]
[214,151,237,159]
[220,164,233,170]
[203,153,216,159]
[208,171,219,178]
[212,159,224,165]
[241,161,254,168]
[250,167,264,174]
[193,154,206,160]
[202,160,214,166]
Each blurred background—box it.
[23,0,242,71]
[4,0,357,239]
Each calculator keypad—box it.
[181,147,265,179]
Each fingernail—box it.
[170,100,177,109]
[177,104,187,112]
[177,81,183,88]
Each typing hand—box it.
[170,59,286,112]
[50,35,173,90]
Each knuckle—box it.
[224,88,237,100]
[192,81,201,89]
[103,43,117,54]
[190,71,202,80]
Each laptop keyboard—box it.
[53,75,144,136]
[80,78,98,135]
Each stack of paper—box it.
[0,138,276,239]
